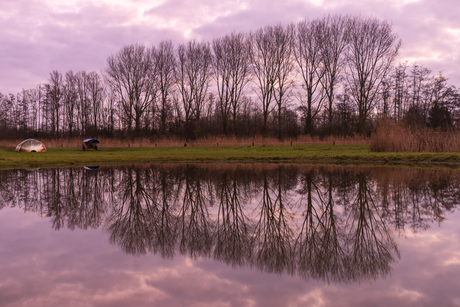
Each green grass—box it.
[1,145,460,169]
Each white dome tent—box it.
[15,139,46,152]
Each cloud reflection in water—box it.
[0,164,459,306]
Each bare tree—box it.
[46,70,64,136]
[0,93,8,136]
[105,44,156,134]
[249,25,279,136]
[102,86,118,135]
[176,40,213,138]
[409,63,431,111]
[86,71,105,132]
[76,71,91,135]
[318,15,350,134]
[63,70,78,136]
[154,40,176,135]
[26,85,44,134]
[392,62,409,120]
[212,32,252,135]
[293,19,327,135]
[273,24,296,139]
[346,17,401,134]
[379,77,392,117]
[16,89,30,136]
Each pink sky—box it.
[1,0,459,93]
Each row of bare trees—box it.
[1,15,458,140]
[377,62,460,130]
[0,70,107,138]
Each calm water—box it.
[0,164,459,307]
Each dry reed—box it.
[0,135,370,149]
[370,119,460,152]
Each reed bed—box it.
[0,135,370,149]
[370,119,460,152]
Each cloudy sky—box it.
[1,0,459,94]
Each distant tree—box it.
[334,89,356,136]
[212,32,251,135]
[249,25,278,136]
[63,70,78,136]
[105,44,156,134]
[272,24,296,139]
[429,104,452,130]
[408,63,431,120]
[317,15,350,134]
[392,62,409,120]
[154,40,176,136]
[293,19,326,135]
[26,84,45,134]
[403,105,425,129]
[16,89,30,136]
[46,70,64,136]
[101,87,118,135]
[76,71,91,135]
[86,71,105,133]
[346,17,401,134]
[0,93,14,137]
[176,40,213,139]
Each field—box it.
[2,144,460,169]
[0,135,368,148]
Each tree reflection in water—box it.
[344,172,399,281]
[1,164,459,284]
[214,169,252,267]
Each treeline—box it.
[1,15,459,141]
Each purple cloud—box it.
[1,0,459,93]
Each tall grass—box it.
[0,135,370,149]
[370,119,460,152]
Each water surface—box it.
[0,164,459,306]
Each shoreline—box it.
[1,145,460,170]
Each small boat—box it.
[83,166,100,170]
[82,139,100,151]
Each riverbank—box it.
[2,145,460,170]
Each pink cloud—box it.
[1,0,459,98]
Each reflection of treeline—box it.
[1,165,459,283]
[5,14,450,141]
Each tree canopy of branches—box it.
[176,40,213,139]
[2,15,459,141]
[212,32,251,135]
[345,17,401,133]
[105,44,157,134]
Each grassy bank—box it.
[2,145,460,169]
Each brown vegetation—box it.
[370,118,460,152]
[0,135,369,149]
